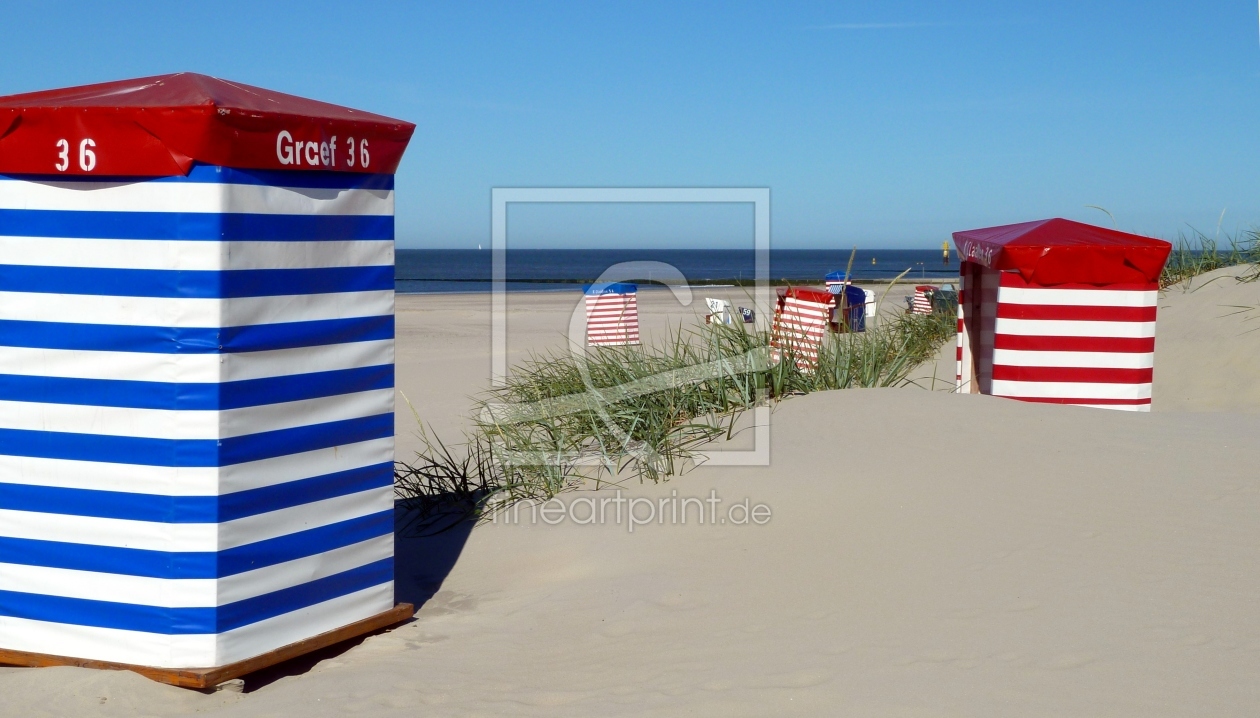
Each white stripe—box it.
[0,485,390,552]
[0,436,392,495]
[0,614,219,667]
[991,380,1152,400]
[0,583,393,668]
[0,290,393,327]
[215,583,393,666]
[993,349,1155,369]
[220,388,393,439]
[0,507,218,551]
[219,436,393,493]
[223,339,394,382]
[1070,403,1149,412]
[998,286,1157,307]
[0,339,392,383]
[0,388,392,440]
[0,535,390,608]
[0,181,394,216]
[0,237,392,271]
[222,485,394,549]
[994,318,1156,338]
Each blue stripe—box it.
[0,510,392,579]
[221,315,394,353]
[218,558,391,632]
[0,210,393,241]
[0,558,392,634]
[219,364,394,409]
[0,462,393,523]
[0,413,393,467]
[0,364,394,410]
[0,315,393,353]
[0,164,395,190]
[0,265,393,298]
[220,413,394,466]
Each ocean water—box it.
[396,249,957,294]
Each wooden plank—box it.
[0,603,415,689]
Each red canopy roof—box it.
[777,286,834,304]
[952,218,1172,285]
[0,73,415,176]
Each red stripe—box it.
[992,365,1153,383]
[998,273,1159,292]
[997,304,1156,322]
[994,334,1155,353]
[1009,396,1152,406]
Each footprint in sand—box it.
[421,591,480,616]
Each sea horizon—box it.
[395,248,959,294]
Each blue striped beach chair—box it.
[0,74,415,686]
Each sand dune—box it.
[3,273,1260,715]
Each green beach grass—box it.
[1160,228,1260,288]
[395,299,956,531]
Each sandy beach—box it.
[3,270,1260,716]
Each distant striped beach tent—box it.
[909,285,937,314]
[954,218,1172,411]
[823,270,850,291]
[771,286,834,370]
[584,282,640,346]
[0,74,415,683]
[826,282,867,332]
[824,271,869,331]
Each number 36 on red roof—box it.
[0,73,415,176]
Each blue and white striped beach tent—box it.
[0,74,415,676]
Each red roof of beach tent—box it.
[0,73,415,176]
[777,286,835,304]
[952,218,1172,285]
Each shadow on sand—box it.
[238,502,475,692]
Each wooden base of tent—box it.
[0,602,415,690]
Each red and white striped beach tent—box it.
[909,285,936,315]
[954,219,1172,411]
[771,286,834,370]
[584,282,640,346]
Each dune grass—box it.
[1160,228,1260,288]
[395,306,956,530]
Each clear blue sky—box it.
[2,1,1258,248]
